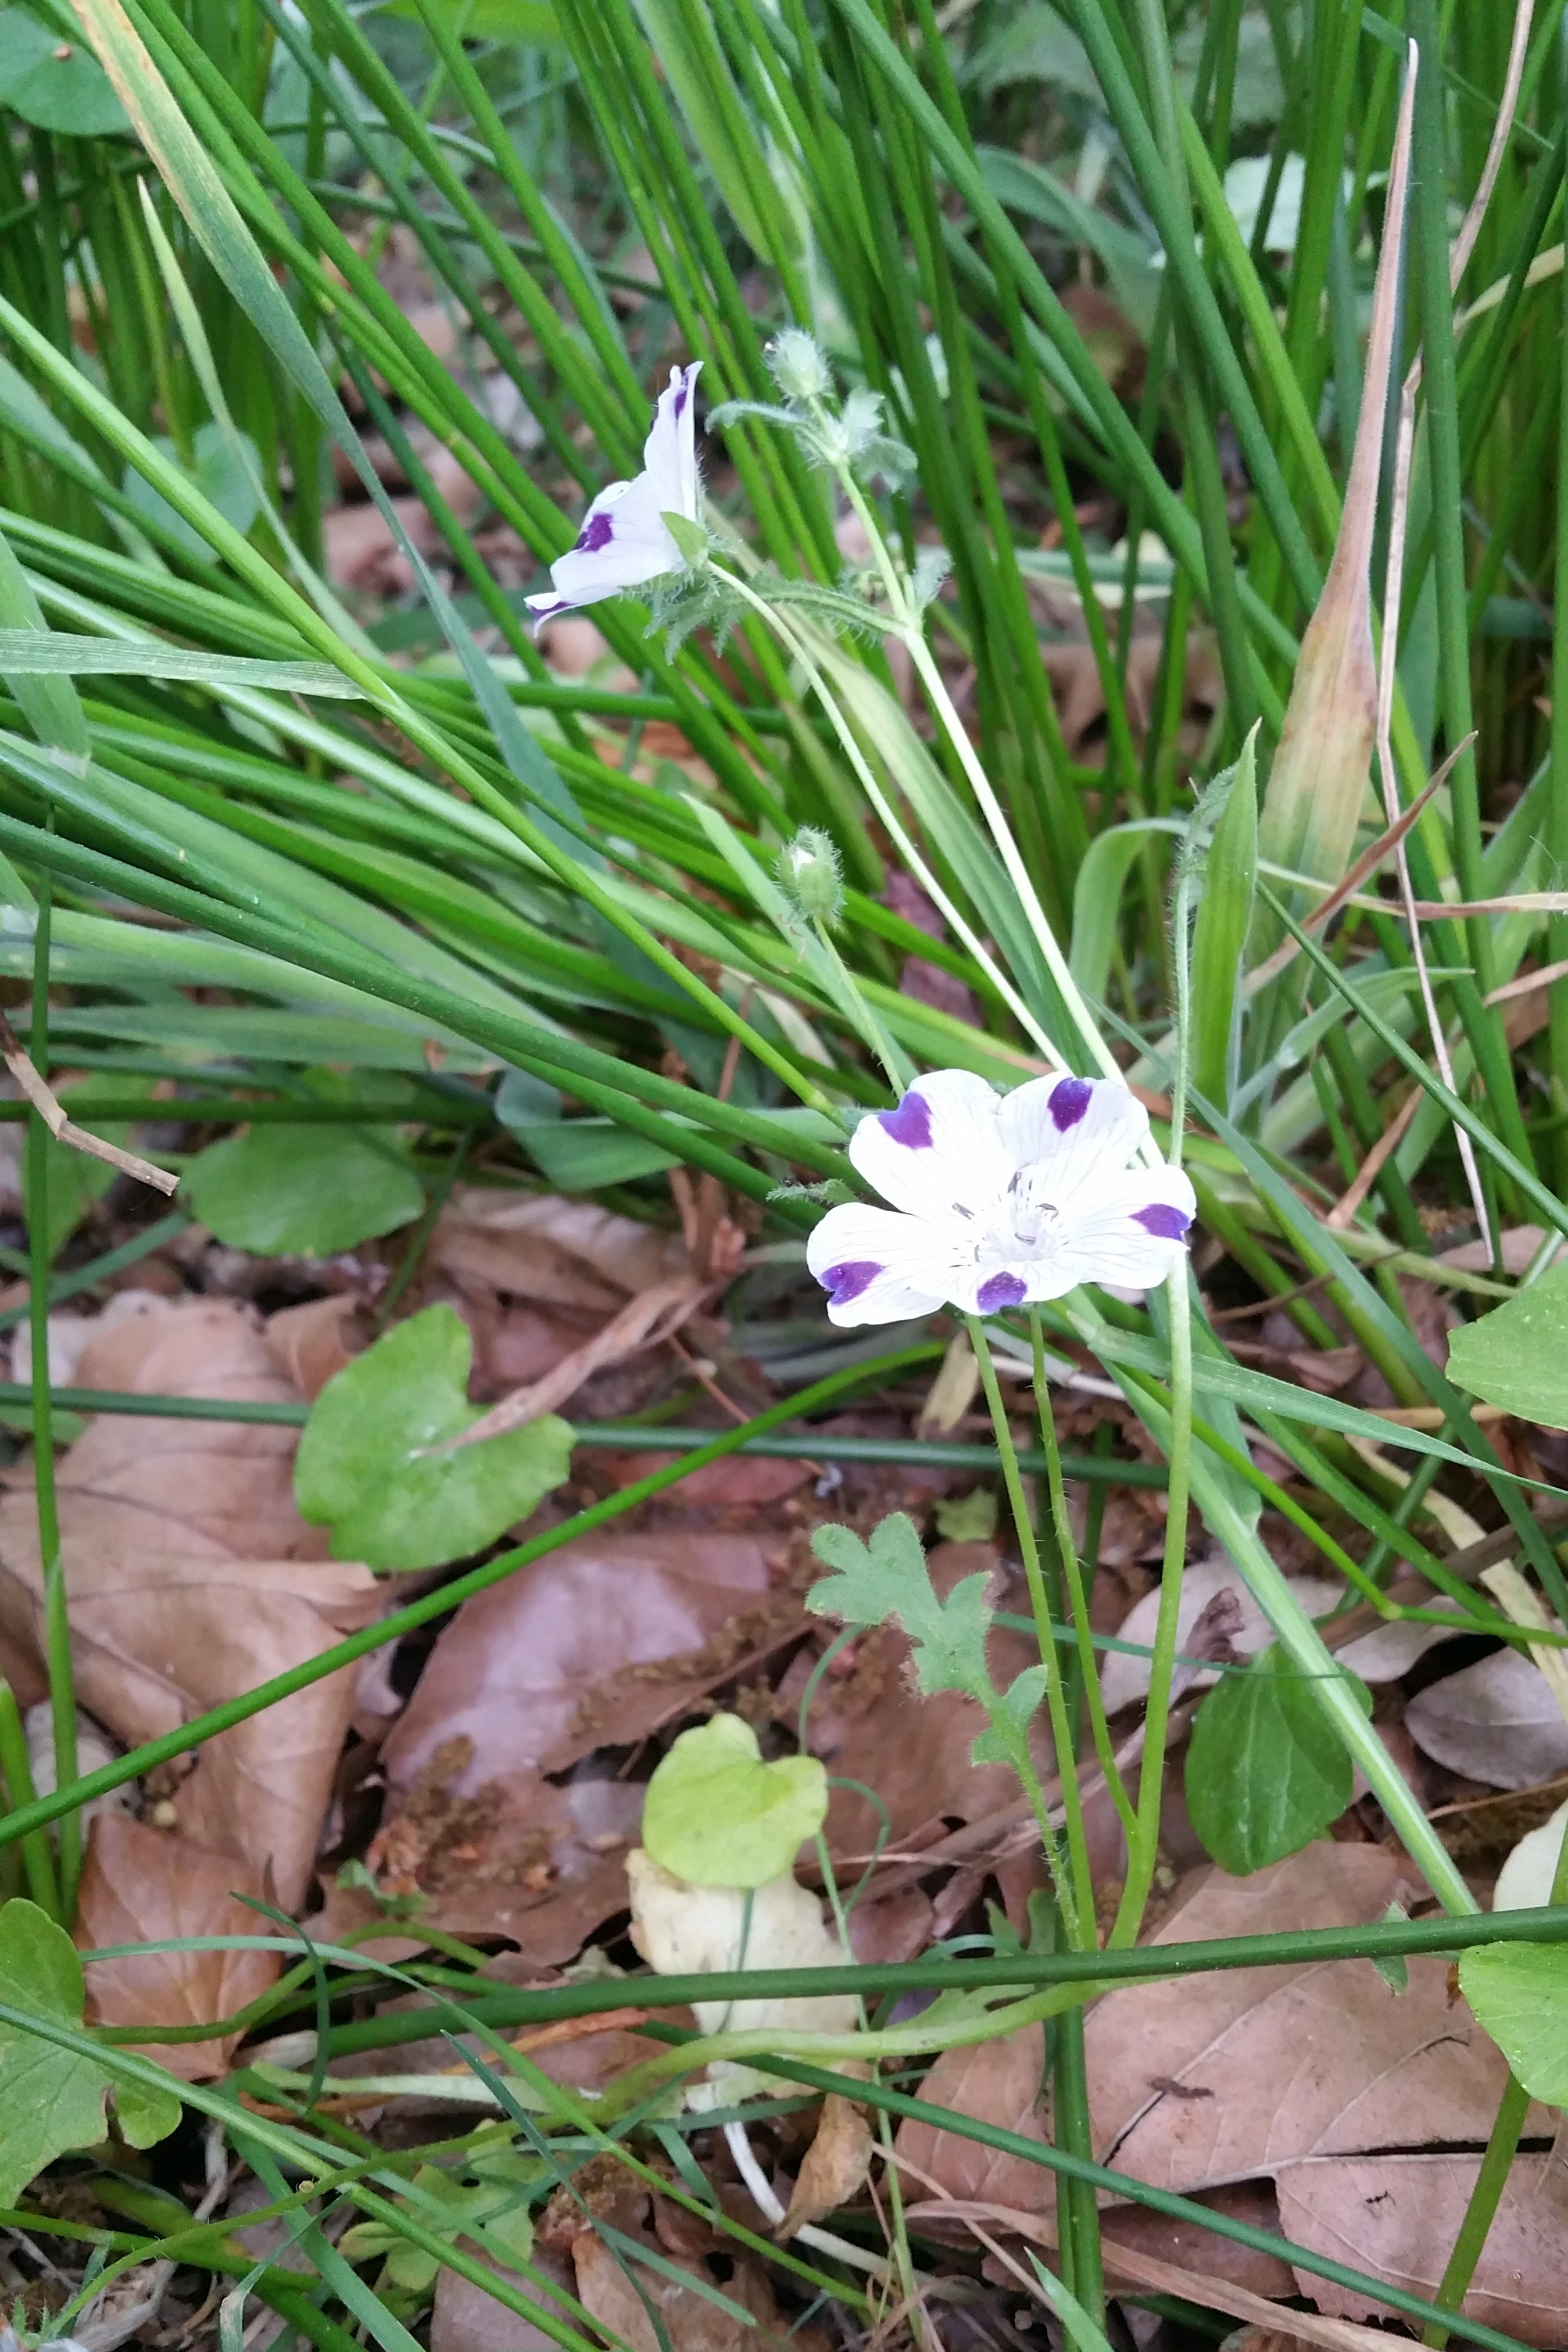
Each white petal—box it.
[997,1074,1150,1207]
[806,1201,962,1326]
[642,362,702,520]
[527,475,680,617]
[1049,1167,1197,1292]
[847,1069,1009,1220]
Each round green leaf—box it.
[295,1302,574,1571]
[1459,1942,1568,2108]
[1447,1260,1568,1429]
[0,13,130,134]
[184,1124,424,1256]
[641,1712,827,1889]
[1185,1647,1372,1876]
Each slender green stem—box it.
[0,1677,59,1916]
[709,561,1067,1068]
[1050,2002,1104,2341]
[1420,2074,1531,2350]
[810,915,914,1093]
[1422,1815,1568,2345]
[26,853,77,1918]
[967,1315,1094,1947]
[1111,1270,1193,1947]
[1028,1309,1134,1839]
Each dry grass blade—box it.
[889,2143,1398,2352]
[1448,0,1535,294]
[1245,755,1458,996]
[436,1273,708,1448]
[0,1013,178,1195]
[1362,50,1494,1253]
[1326,1087,1423,1229]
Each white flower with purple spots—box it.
[527,362,703,621]
[807,1069,1196,1325]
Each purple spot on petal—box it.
[674,377,690,418]
[1133,1202,1191,1240]
[819,1260,882,1306]
[1049,1077,1092,1131]
[575,511,614,553]
[976,1271,1027,1311]
[876,1090,933,1150]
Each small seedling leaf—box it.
[295,1302,574,1570]
[1447,1260,1568,1429]
[1459,1942,1568,2108]
[0,1899,178,2203]
[810,1512,999,1704]
[184,1124,424,1255]
[1185,1646,1372,1874]
[641,1712,827,1889]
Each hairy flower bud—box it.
[779,826,844,925]
[766,329,833,403]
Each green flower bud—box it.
[778,826,844,925]
[766,329,833,403]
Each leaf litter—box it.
[9,1162,1568,2349]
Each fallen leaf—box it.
[431,2249,577,2352]
[10,1287,168,1388]
[780,2092,873,2237]
[846,1884,934,1964]
[1101,1556,1342,1714]
[893,2026,1053,2209]
[0,1297,378,1908]
[382,1531,783,1795]
[1405,1648,1568,1788]
[76,1813,276,2079]
[1492,1796,1568,1907]
[266,1294,369,1401]
[363,1738,644,1957]
[1098,2176,1297,2300]
[570,2229,772,2352]
[432,1189,690,1318]
[1276,2154,1568,2346]
[1084,1846,1545,2197]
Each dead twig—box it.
[0,1012,177,1197]
[434,1272,710,1450]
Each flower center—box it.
[955,1162,1063,1275]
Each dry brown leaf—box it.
[1098,2176,1297,2300]
[382,1531,783,1793]
[945,2189,1406,2352]
[1405,1648,1568,1788]
[892,2025,1053,2209]
[1101,1557,1341,1713]
[431,2250,577,2352]
[1084,1847,1542,2193]
[428,1190,696,1403]
[265,1294,368,1400]
[77,1813,276,2079]
[432,1190,690,1316]
[1277,2154,1568,2347]
[361,1741,644,1956]
[779,2092,873,2238]
[571,2229,782,2352]
[0,1297,379,1907]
